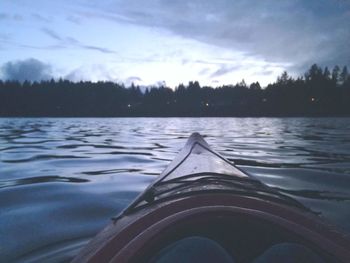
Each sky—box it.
[0,0,349,88]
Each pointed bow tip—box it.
[187,132,209,148]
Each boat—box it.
[73,133,350,263]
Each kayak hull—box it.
[73,133,350,263]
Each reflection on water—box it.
[1,118,350,262]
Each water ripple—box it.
[272,187,350,202]
[2,155,89,163]
[0,176,89,189]
[0,117,350,262]
[81,168,142,176]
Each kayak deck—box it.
[158,132,248,181]
[116,132,304,218]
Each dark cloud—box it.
[80,45,115,54]
[1,58,52,82]
[199,68,210,76]
[41,27,116,54]
[41,27,63,41]
[75,10,133,24]
[66,15,81,24]
[0,12,23,21]
[0,33,11,42]
[210,65,242,78]
[260,70,274,76]
[31,13,52,23]
[86,0,350,71]
[0,13,8,20]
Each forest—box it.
[0,64,349,117]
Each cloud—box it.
[210,65,242,78]
[80,45,115,54]
[66,15,81,24]
[199,68,210,76]
[0,33,11,42]
[41,27,62,41]
[0,12,23,21]
[41,27,116,54]
[83,0,350,71]
[260,70,274,76]
[31,13,52,23]
[75,10,133,24]
[0,13,8,20]
[64,68,86,82]
[125,76,143,86]
[126,76,142,82]
[1,58,52,82]
[65,64,117,82]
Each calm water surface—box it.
[1,118,350,262]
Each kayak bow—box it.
[73,133,350,263]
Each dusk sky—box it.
[1,0,349,87]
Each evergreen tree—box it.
[340,66,349,84]
[323,67,331,80]
[332,65,340,84]
[277,71,291,85]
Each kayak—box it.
[73,133,350,263]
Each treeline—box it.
[0,64,349,117]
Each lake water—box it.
[1,118,350,262]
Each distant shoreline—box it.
[1,64,349,117]
[1,115,350,118]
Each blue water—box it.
[1,118,350,262]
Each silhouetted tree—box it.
[340,66,349,84]
[249,82,261,90]
[323,67,331,80]
[277,71,292,85]
[0,64,349,117]
[332,65,340,84]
